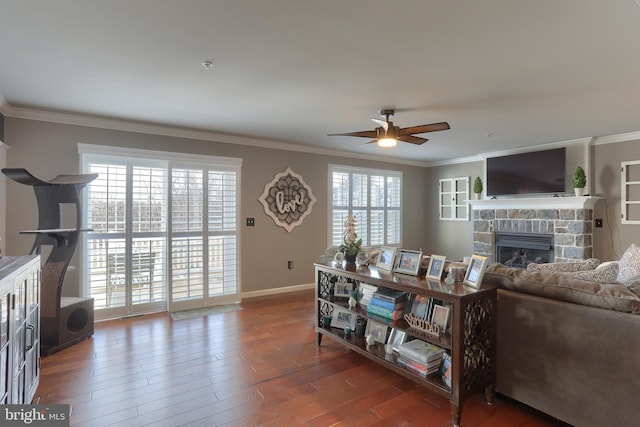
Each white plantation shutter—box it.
[80,145,241,319]
[329,165,402,248]
[208,171,237,297]
[171,168,205,302]
[85,163,128,308]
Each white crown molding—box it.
[424,137,593,168]
[592,131,640,145]
[2,104,430,168]
[3,102,639,169]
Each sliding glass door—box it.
[80,145,241,320]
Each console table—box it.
[314,261,496,427]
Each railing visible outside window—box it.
[80,144,241,320]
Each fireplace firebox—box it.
[495,232,554,268]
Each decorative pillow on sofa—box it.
[617,244,640,286]
[571,261,619,283]
[527,258,600,273]
[483,263,640,314]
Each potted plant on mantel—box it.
[473,177,483,200]
[573,166,587,196]
[339,213,362,264]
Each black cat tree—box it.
[2,168,98,355]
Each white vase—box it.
[574,187,585,196]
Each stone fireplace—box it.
[494,231,554,267]
[471,197,599,264]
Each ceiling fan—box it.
[328,109,450,147]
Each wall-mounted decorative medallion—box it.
[259,167,317,232]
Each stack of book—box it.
[397,339,446,378]
[367,288,407,320]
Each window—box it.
[329,165,402,247]
[622,160,640,224]
[439,177,469,221]
[79,144,241,319]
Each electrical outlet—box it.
[595,218,603,228]
[288,260,294,269]
[246,217,255,226]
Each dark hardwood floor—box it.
[36,290,566,427]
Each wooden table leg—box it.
[485,384,495,405]
[451,402,460,427]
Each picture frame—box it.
[426,254,446,280]
[463,254,488,289]
[331,306,357,329]
[376,246,397,270]
[387,328,407,352]
[365,319,389,344]
[431,304,450,332]
[410,293,430,319]
[333,280,354,299]
[393,249,423,276]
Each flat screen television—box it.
[486,147,566,196]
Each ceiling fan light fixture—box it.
[377,137,397,148]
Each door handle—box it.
[25,324,35,351]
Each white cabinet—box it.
[0,255,40,404]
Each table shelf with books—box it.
[314,261,496,427]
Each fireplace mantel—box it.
[470,196,600,210]
[471,196,600,263]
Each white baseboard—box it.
[241,283,314,299]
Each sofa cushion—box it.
[570,261,619,283]
[617,244,640,286]
[527,258,600,273]
[485,263,640,314]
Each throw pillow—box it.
[572,261,619,283]
[616,244,640,285]
[527,258,600,273]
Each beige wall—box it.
[3,117,429,297]
[592,139,640,260]
[424,161,482,261]
[5,116,635,301]
[425,140,640,264]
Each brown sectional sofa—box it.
[484,263,640,427]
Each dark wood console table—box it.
[314,261,497,427]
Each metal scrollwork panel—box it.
[462,297,495,392]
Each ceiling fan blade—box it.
[397,134,428,145]
[328,130,377,138]
[398,122,450,135]
[371,118,389,132]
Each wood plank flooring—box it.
[36,290,567,427]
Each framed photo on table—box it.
[365,319,389,344]
[331,306,357,329]
[463,254,488,289]
[393,249,423,276]
[431,304,450,332]
[426,254,446,280]
[387,329,408,352]
[376,246,397,270]
[333,280,354,299]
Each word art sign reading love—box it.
[259,167,317,232]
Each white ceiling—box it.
[1,0,640,164]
